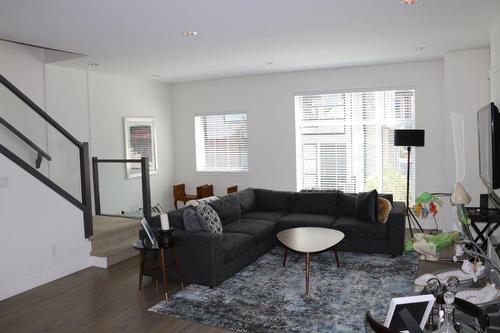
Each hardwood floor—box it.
[0,256,231,333]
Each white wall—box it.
[172,61,444,229]
[438,49,491,232]
[44,67,176,213]
[0,154,90,300]
[88,72,175,213]
[443,49,490,203]
[492,18,500,106]
[0,42,91,301]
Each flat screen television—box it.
[478,102,500,191]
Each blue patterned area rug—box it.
[149,247,418,332]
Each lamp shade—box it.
[394,129,425,147]
[451,182,471,205]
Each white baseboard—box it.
[89,256,108,268]
[0,257,90,301]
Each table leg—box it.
[333,246,340,268]
[138,250,145,300]
[160,248,169,301]
[305,253,310,295]
[172,247,184,289]
[283,247,288,267]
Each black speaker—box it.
[480,194,489,216]
[394,129,425,147]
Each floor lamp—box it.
[394,129,425,237]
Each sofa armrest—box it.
[173,230,224,287]
[386,201,406,255]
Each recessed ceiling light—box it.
[414,46,426,51]
[151,74,160,78]
[264,61,274,65]
[401,0,418,4]
[88,63,98,67]
[183,31,198,36]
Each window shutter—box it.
[295,89,415,202]
[195,113,248,172]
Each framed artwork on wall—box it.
[124,117,158,178]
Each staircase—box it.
[89,215,141,268]
[0,74,151,270]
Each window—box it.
[195,113,248,172]
[295,89,415,202]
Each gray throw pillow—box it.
[196,203,223,235]
[183,207,210,232]
[356,189,379,223]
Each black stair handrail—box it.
[0,74,93,238]
[0,74,83,148]
[0,116,52,168]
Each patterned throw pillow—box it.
[196,203,223,235]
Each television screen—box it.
[478,103,500,190]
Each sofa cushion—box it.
[233,188,256,213]
[277,213,337,231]
[209,195,241,225]
[333,216,388,240]
[196,204,223,235]
[241,211,287,221]
[183,206,209,232]
[221,232,254,263]
[356,190,379,223]
[223,219,276,243]
[254,189,292,212]
[337,193,357,217]
[290,192,340,215]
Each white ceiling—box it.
[0,0,499,83]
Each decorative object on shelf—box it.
[414,192,443,233]
[124,117,158,178]
[437,291,457,333]
[394,129,425,237]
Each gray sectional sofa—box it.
[147,188,405,288]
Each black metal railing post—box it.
[80,142,93,238]
[92,157,101,215]
[141,157,152,222]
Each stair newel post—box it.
[80,142,93,238]
[92,157,101,216]
[141,157,152,223]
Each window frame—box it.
[194,111,249,174]
[294,87,416,200]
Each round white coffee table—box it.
[276,227,345,294]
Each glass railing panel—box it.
[0,80,82,201]
[97,162,144,218]
[46,126,82,201]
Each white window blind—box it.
[295,89,415,202]
[195,113,248,172]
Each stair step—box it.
[90,235,139,267]
[91,215,141,251]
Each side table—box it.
[133,238,184,301]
